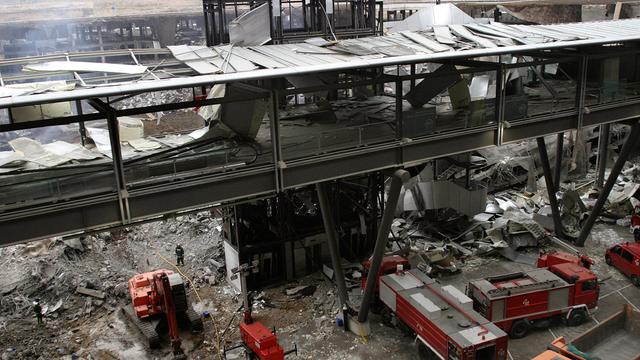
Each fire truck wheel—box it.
[567,308,587,326]
[509,320,530,339]
[397,320,414,337]
[605,255,612,266]
[632,275,640,287]
[417,342,438,360]
[380,307,393,327]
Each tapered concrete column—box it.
[358,169,410,323]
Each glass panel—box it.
[403,68,497,136]
[585,55,640,106]
[0,109,9,125]
[505,60,578,122]
[120,88,272,186]
[0,120,117,213]
[280,93,397,160]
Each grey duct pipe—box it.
[554,132,564,192]
[537,137,565,239]
[316,182,350,309]
[596,123,611,189]
[577,121,640,246]
[358,169,410,323]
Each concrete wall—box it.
[0,0,201,24]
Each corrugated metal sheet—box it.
[5,17,640,105]
[400,30,453,52]
[230,47,288,69]
[433,26,458,45]
[449,24,498,48]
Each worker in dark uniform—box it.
[175,244,185,266]
[33,299,43,325]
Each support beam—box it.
[537,137,565,239]
[554,132,564,192]
[613,1,623,20]
[358,169,410,323]
[577,121,640,246]
[596,123,611,188]
[88,98,130,225]
[316,182,350,309]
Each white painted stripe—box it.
[617,290,640,312]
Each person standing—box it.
[33,299,43,325]
[175,244,185,266]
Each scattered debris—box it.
[76,287,105,300]
[285,285,317,297]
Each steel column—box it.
[410,64,416,90]
[106,106,131,225]
[554,132,564,191]
[395,79,403,140]
[358,169,409,323]
[269,88,284,192]
[576,56,588,130]
[537,137,565,239]
[495,65,505,146]
[316,182,350,308]
[577,121,640,246]
[596,123,611,188]
[89,98,130,225]
[76,99,87,146]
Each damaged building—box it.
[1,1,640,360]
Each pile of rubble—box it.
[0,211,227,359]
[391,134,640,274]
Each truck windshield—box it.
[582,280,597,291]
[472,297,489,317]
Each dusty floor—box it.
[263,223,640,360]
[0,218,638,360]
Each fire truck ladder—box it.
[487,278,565,298]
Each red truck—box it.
[537,251,593,270]
[606,242,640,286]
[466,263,599,339]
[374,257,509,360]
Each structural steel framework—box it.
[1,23,640,246]
[203,0,382,45]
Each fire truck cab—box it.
[379,267,509,360]
[467,264,598,339]
[537,251,593,270]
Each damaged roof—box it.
[2,17,640,107]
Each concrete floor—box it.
[278,222,640,360]
[436,222,640,360]
[440,223,640,360]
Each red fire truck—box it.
[466,263,599,339]
[537,251,593,270]
[376,257,509,360]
